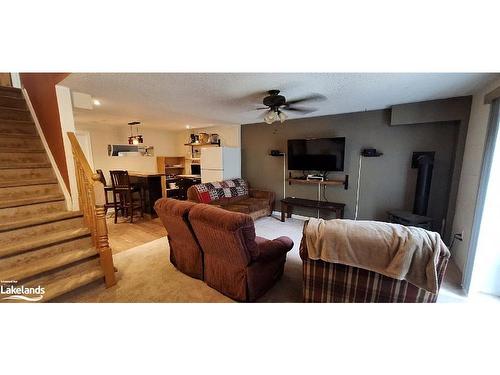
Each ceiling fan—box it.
[255,89,326,124]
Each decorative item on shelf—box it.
[127,121,144,145]
[209,133,220,144]
[198,132,210,144]
[190,133,199,144]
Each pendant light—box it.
[128,121,144,144]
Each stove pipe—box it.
[411,152,434,216]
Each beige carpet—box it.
[57,216,305,303]
[56,214,479,303]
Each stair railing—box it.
[67,132,116,288]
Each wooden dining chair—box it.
[109,170,144,223]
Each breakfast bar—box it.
[128,171,164,218]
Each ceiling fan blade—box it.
[282,106,317,114]
[253,107,269,110]
[285,93,326,106]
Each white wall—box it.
[451,78,500,281]
[75,123,180,180]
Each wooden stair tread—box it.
[0,106,29,113]
[0,227,90,258]
[0,87,22,98]
[0,150,45,154]
[0,95,24,101]
[0,86,22,93]
[0,133,39,139]
[0,96,26,109]
[0,178,58,188]
[0,194,65,209]
[0,162,51,169]
[1,259,104,302]
[0,246,98,282]
[0,147,44,153]
[0,119,34,126]
[0,210,83,232]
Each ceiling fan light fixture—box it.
[264,110,276,124]
[278,110,287,123]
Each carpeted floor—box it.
[57,215,305,303]
[57,214,498,303]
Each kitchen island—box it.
[128,171,164,219]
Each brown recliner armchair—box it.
[154,198,204,280]
[188,203,293,301]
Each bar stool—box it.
[96,169,115,214]
[109,170,144,223]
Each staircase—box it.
[0,85,110,302]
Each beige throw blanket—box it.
[305,218,450,294]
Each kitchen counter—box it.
[176,174,201,178]
[128,172,164,218]
[128,171,165,177]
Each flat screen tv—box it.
[287,137,345,172]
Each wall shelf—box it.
[185,140,221,159]
[184,140,221,147]
[288,174,349,190]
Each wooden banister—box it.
[67,132,116,287]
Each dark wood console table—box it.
[280,197,345,222]
[128,172,164,219]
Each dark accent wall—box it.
[242,97,472,242]
[21,73,70,188]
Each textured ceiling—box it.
[61,73,499,130]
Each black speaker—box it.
[361,148,383,157]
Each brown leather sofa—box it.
[154,198,204,280]
[188,203,294,302]
[186,178,275,220]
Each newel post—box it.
[92,175,117,288]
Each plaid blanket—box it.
[193,178,249,203]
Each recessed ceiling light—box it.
[186,125,191,129]
[93,99,101,106]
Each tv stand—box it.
[280,197,345,222]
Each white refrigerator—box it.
[201,147,241,183]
